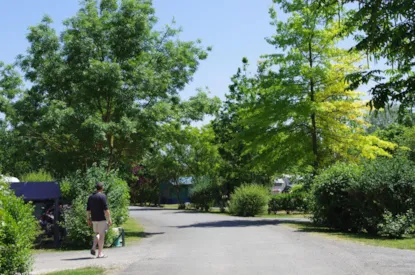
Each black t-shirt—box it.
[86,192,109,221]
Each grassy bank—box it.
[44,267,105,275]
[35,216,143,253]
[284,221,415,251]
[123,216,144,244]
[160,204,310,219]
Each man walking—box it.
[86,182,112,258]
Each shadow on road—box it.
[129,207,179,212]
[62,257,94,261]
[127,231,165,238]
[175,219,310,228]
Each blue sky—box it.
[0,0,286,101]
[1,0,381,106]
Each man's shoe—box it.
[90,249,96,256]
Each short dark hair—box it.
[96,182,104,190]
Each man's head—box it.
[96,182,104,191]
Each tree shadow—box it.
[175,218,306,228]
[62,257,94,261]
[129,207,178,211]
[125,231,164,238]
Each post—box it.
[54,198,60,248]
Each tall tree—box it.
[143,124,221,205]
[212,60,272,196]
[233,0,394,175]
[319,0,415,112]
[8,0,216,176]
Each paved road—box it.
[121,207,415,275]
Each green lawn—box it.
[123,216,144,244]
[161,204,310,218]
[44,267,105,275]
[283,221,415,250]
[258,211,311,219]
[35,216,143,253]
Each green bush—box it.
[311,163,362,231]
[290,184,309,212]
[189,176,220,211]
[0,181,38,275]
[228,184,269,217]
[61,165,130,248]
[20,169,54,182]
[268,193,293,214]
[354,157,415,234]
[377,210,415,238]
[268,185,309,214]
[311,158,415,236]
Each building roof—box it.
[10,181,61,201]
[171,177,193,185]
[0,175,20,183]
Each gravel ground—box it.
[33,207,415,275]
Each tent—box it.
[9,181,62,247]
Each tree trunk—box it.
[308,40,319,175]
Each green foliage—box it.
[228,184,269,217]
[61,165,129,248]
[60,197,92,249]
[374,124,415,161]
[20,169,54,182]
[289,184,309,212]
[3,0,218,177]
[223,0,393,176]
[268,186,308,214]
[189,176,222,211]
[312,158,415,236]
[268,194,293,214]
[143,125,221,205]
[0,181,38,275]
[354,158,415,234]
[312,163,362,231]
[378,210,415,239]
[325,0,415,111]
[212,64,272,196]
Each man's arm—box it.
[86,210,92,227]
[105,209,112,226]
[86,196,92,227]
[102,195,112,225]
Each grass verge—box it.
[161,204,310,218]
[283,221,415,250]
[34,216,143,253]
[44,267,105,275]
[123,216,144,244]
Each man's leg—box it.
[91,233,98,252]
[97,231,106,257]
[97,221,107,257]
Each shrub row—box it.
[228,184,269,217]
[312,157,415,237]
[0,181,38,275]
[60,165,130,248]
[268,185,309,214]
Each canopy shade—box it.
[10,181,61,201]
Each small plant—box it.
[189,176,220,211]
[0,181,38,275]
[268,193,293,214]
[20,169,54,182]
[228,184,269,217]
[378,210,415,238]
[61,165,129,248]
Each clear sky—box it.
[0,0,286,101]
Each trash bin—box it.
[111,227,125,247]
